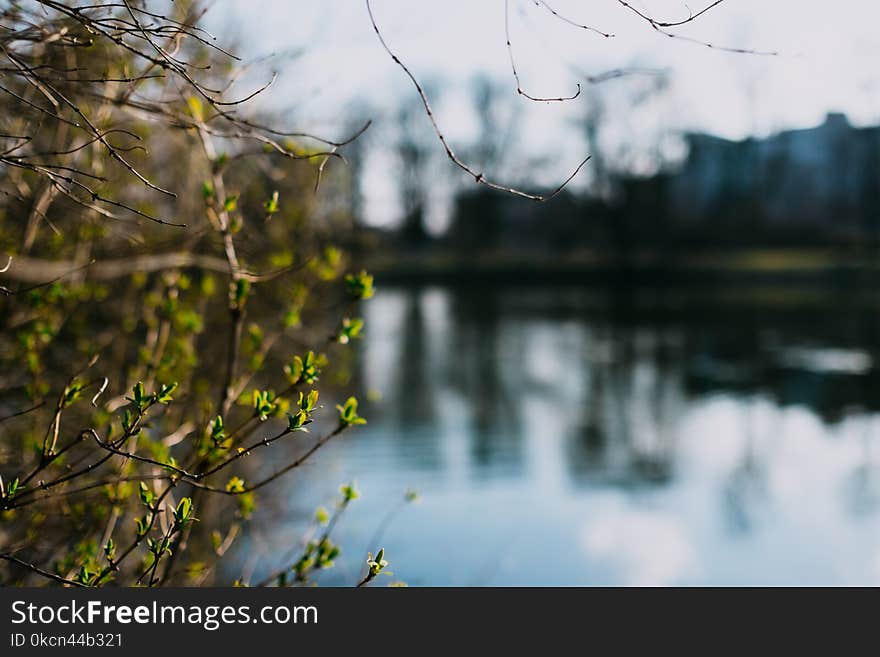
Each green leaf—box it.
[286,410,308,432]
[337,396,366,426]
[284,350,324,385]
[339,482,360,502]
[122,408,134,434]
[263,190,279,215]
[252,389,278,421]
[138,482,155,508]
[283,355,304,384]
[173,497,195,527]
[234,279,250,307]
[135,515,149,538]
[131,381,148,410]
[5,477,20,499]
[247,322,264,349]
[344,270,375,300]
[301,389,319,412]
[210,415,226,443]
[187,96,204,121]
[62,379,84,407]
[225,476,245,493]
[338,317,364,344]
[155,382,177,404]
[366,547,390,578]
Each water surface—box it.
[241,283,880,585]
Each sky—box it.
[207,0,880,227]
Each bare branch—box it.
[505,0,582,103]
[535,1,614,38]
[616,0,778,55]
[365,0,589,201]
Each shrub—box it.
[0,0,379,586]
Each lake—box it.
[238,282,880,586]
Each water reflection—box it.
[243,284,880,585]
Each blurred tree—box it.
[393,91,437,246]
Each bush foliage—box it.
[0,0,386,586]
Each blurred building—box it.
[668,113,880,245]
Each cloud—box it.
[581,507,697,585]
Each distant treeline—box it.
[439,113,880,255]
